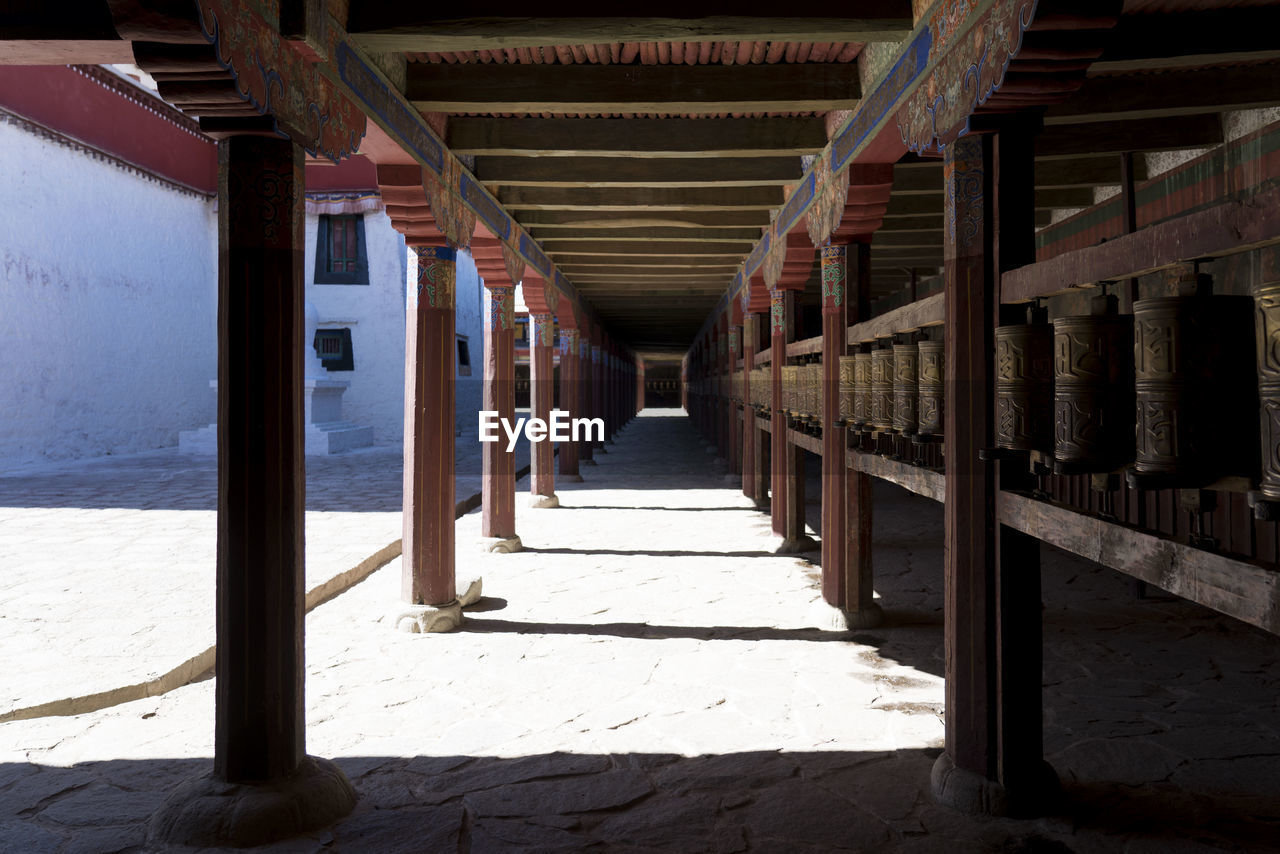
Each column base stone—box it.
[458,577,483,607]
[396,600,463,633]
[931,752,1059,818]
[560,474,584,483]
[774,535,819,554]
[529,494,560,509]
[481,535,523,554]
[147,756,356,849]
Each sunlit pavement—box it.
[1,410,1278,852]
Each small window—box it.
[315,214,369,284]
[457,336,471,376]
[313,328,354,371]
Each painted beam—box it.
[448,117,828,157]
[405,62,861,114]
[473,155,803,188]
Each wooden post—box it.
[481,284,521,550]
[820,243,849,606]
[150,133,355,848]
[592,338,605,452]
[636,357,645,414]
[728,320,742,474]
[933,125,1055,817]
[770,288,790,536]
[403,245,458,609]
[579,326,595,465]
[742,314,758,500]
[846,242,878,622]
[530,312,557,505]
[558,327,582,480]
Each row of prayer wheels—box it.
[993,275,1259,490]
[837,339,945,439]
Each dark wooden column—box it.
[783,291,811,549]
[741,314,758,499]
[933,125,1054,817]
[481,284,521,550]
[530,312,557,505]
[820,243,849,606]
[636,357,645,414]
[769,288,790,535]
[214,133,307,783]
[151,133,355,849]
[402,245,458,610]
[845,242,879,624]
[592,337,606,452]
[728,320,742,474]
[558,327,582,480]
[580,326,595,465]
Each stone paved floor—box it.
[0,434,531,720]
[1,410,1279,852]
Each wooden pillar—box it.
[769,288,790,535]
[845,242,878,621]
[636,358,645,414]
[741,315,758,500]
[214,134,307,783]
[933,125,1054,817]
[403,245,458,608]
[580,329,595,464]
[728,321,742,474]
[150,124,354,853]
[482,284,520,549]
[558,327,581,480]
[530,312,556,503]
[820,243,849,606]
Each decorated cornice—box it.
[196,0,366,161]
[697,0,1038,348]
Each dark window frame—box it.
[457,336,472,377]
[314,214,369,285]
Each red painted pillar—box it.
[742,314,758,500]
[820,243,849,608]
[579,326,595,465]
[934,125,1053,816]
[728,321,742,475]
[404,245,458,608]
[481,284,520,550]
[152,134,354,848]
[592,337,605,453]
[846,242,877,623]
[530,312,557,505]
[769,288,790,536]
[636,357,645,414]
[558,327,582,481]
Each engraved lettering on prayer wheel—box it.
[870,347,894,430]
[853,352,872,426]
[1133,287,1256,486]
[1052,298,1134,473]
[892,343,919,435]
[917,339,945,438]
[838,355,857,425]
[782,365,799,415]
[994,321,1053,453]
[1257,276,1280,499]
[804,362,820,420]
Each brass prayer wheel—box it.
[1131,275,1255,488]
[870,345,894,431]
[1255,274,1280,501]
[995,309,1053,453]
[917,339,944,439]
[853,351,872,426]
[892,342,919,435]
[804,361,820,420]
[838,355,857,426]
[1052,295,1134,474]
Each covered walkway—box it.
[3,411,1279,851]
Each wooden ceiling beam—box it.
[1045,64,1280,125]
[405,62,860,113]
[1089,7,1280,73]
[542,239,752,254]
[474,155,803,187]
[347,8,913,52]
[551,253,744,265]
[500,186,785,210]
[518,210,773,228]
[529,226,763,242]
[449,117,827,157]
[1035,114,1223,159]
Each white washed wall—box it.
[0,119,217,469]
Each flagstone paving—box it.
[1,409,1279,852]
